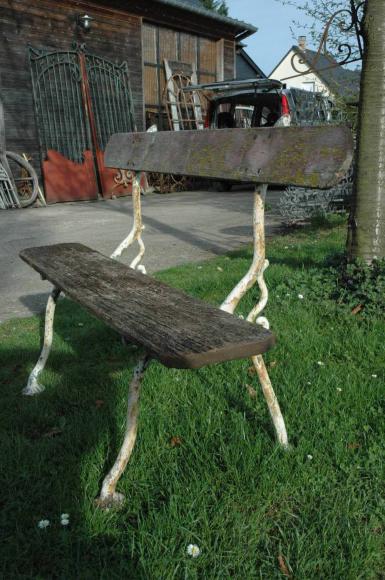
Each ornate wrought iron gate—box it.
[29,45,136,202]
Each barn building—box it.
[0,0,256,202]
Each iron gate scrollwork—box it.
[29,45,136,202]
[85,53,136,150]
[29,47,91,164]
[283,0,365,83]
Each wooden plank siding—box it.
[142,22,226,128]
[0,0,143,183]
[224,39,236,80]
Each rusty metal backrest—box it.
[105,127,354,189]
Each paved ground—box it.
[0,188,283,321]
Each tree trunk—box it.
[347,0,385,262]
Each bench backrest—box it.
[105,126,353,189]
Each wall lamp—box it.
[77,14,94,32]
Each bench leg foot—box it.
[96,354,151,510]
[252,355,289,449]
[22,287,61,396]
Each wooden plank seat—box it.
[20,243,275,368]
[21,126,353,509]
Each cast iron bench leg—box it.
[22,286,61,396]
[220,184,289,448]
[96,353,151,510]
[110,172,146,274]
[251,354,288,447]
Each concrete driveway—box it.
[0,188,283,321]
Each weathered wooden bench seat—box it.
[20,243,274,368]
[21,125,353,509]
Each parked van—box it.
[185,78,341,189]
[188,78,338,129]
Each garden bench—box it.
[20,126,353,509]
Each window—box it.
[302,81,316,92]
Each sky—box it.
[226,0,313,76]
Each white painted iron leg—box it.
[252,354,289,448]
[110,172,146,274]
[22,287,61,396]
[220,184,268,314]
[129,236,145,272]
[220,184,289,447]
[96,354,151,509]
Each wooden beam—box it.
[105,126,354,189]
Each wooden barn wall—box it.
[143,22,218,124]
[0,0,143,183]
[223,39,235,79]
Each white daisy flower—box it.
[337,388,342,392]
[37,519,50,529]
[298,294,304,299]
[317,361,325,366]
[60,513,70,526]
[187,544,201,558]
[307,454,313,461]
[371,374,378,378]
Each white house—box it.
[269,36,360,102]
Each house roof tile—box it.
[295,46,361,101]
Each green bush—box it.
[279,253,385,317]
[334,258,385,316]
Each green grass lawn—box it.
[0,218,384,579]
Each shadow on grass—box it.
[278,213,348,234]
[18,292,51,318]
[196,369,277,443]
[0,300,146,577]
[226,247,324,269]
[225,239,346,272]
